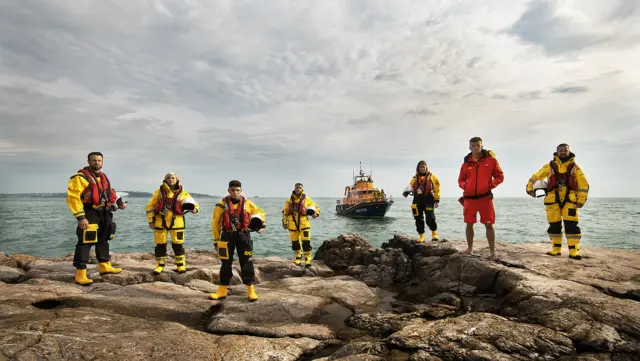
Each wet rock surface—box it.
[1,233,639,360]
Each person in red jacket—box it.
[457,137,504,259]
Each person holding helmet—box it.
[146,172,200,274]
[526,143,590,259]
[210,180,266,302]
[282,183,320,266]
[403,160,441,243]
[66,151,127,285]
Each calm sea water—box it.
[0,197,638,258]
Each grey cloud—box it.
[508,1,609,55]
[607,0,640,20]
[405,108,436,117]
[1,1,638,197]
[518,90,543,100]
[551,85,589,94]
[374,71,403,82]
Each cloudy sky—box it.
[1,0,638,198]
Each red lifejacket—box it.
[547,161,578,191]
[78,168,117,206]
[153,184,184,215]
[412,173,433,195]
[222,196,250,231]
[288,193,307,216]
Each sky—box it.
[0,0,638,198]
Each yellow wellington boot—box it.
[209,285,228,300]
[567,237,582,260]
[431,230,439,241]
[546,238,563,256]
[418,233,425,243]
[75,269,93,286]
[175,255,187,273]
[153,257,166,275]
[98,261,122,275]
[293,251,302,265]
[303,250,312,267]
[247,285,258,302]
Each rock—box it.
[386,313,576,360]
[345,311,418,337]
[1,233,639,361]
[331,355,386,361]
[314,233,376,269]
[0,265,24,283]
[409,350,444,361]
[328,341,388,360]
[0,253,38,269]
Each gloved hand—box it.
[527,190,536,197]
[402,191,410,198]
[576,203,584,208]
[213,239,220,252]
[458,197,464,206]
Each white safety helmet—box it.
[181,196,197,211]
[532,180,548,198]
[115,192,128,202]
[306,205,317,216]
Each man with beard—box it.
[66,152,127,285]
[526,143,590,260]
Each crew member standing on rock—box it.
[282,183,320,266]
[66,152,126,285]
[457,137,504,259]
[526,143,590,260]
[210,180,266,301]
[146,172,200,275]
[403,160,441,243]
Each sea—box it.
[0,197,638,259]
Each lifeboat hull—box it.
[335,201,392,218]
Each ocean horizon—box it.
[1,196,638,259]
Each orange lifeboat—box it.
[335,162,393,217]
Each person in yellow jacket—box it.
[526,143,590,260]
[209,180,266,302]
[282,183,320,266]
[66,151,126,285]
[402,160,441,242]
[146,172,200,274]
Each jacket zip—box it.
[474,163,479,196]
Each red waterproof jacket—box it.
[458,149,504,199]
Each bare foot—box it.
[488,253,499,261]
[462,248,473,254]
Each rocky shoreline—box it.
[1,234,639,361]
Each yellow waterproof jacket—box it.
[146,183,200,230]
[282,192,320,231]
[408,173,440,201]
[211,197,265,241]
[66,171,115,219]
[526,153,589,205]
